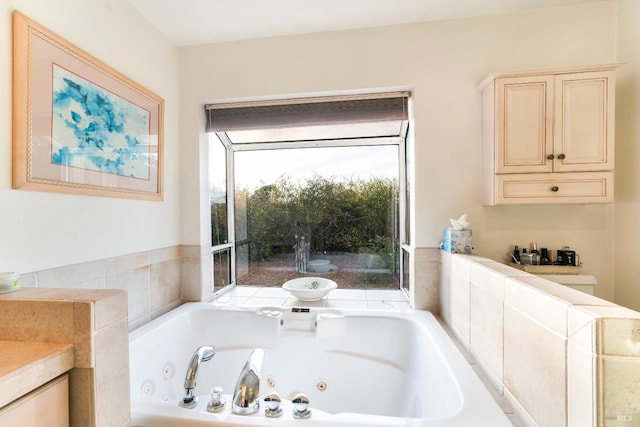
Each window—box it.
[207,92,411,296]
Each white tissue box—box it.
[442,229,472,253]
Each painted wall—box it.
[3,0,637,310]
[614,0,640,310]
[179,2,620,301]
[0,0,180,273]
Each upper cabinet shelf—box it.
[480,64,620,205]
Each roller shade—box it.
[205,92,409,133]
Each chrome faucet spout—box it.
[231,348,264,415]
[180,345,215,408]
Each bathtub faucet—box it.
[179,345,216,408]
[232,348,264,415]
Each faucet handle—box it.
[291,393,311,419]
[264,392,283,418]
[207,387,226,413]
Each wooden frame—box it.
[12,11,164,200]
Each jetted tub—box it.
[129,303,512,427]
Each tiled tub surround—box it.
[214,285,412,310]
[0,288,130,427]
[440,251,640,427]
[19,246,183,330]
[15,245,442,329]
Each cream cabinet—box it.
[481,64,619,205]
[0,375,69,427]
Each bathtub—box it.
[129,303,512,427]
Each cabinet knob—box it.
[546,154,554,160]
[551,186,559,192]
[557,153,566,160]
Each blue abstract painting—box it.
[51,65,151,179]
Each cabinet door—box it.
[554,71,614,172]
[0,375,69,427]
[495,171,613,204]
[495,75,554,174]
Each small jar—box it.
[520,253,537,265]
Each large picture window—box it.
[207,92,410,295]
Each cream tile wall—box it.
[442,252,640,427]
[20,246,183,330]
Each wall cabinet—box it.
[481,64,619,205]
[0,375,68,427]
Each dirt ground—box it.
[236,253,399,290]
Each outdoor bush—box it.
[241,175,398,261]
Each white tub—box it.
[129,303,512,427]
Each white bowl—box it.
[282,277,338,301]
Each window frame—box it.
[207,92,411,299]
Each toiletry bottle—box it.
[530,243,540,265]
[540,248,551,265]
[512,245,520,263]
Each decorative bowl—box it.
[282,277,338,301]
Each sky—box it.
[233,145,399,191]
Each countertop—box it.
[0,340,74,408]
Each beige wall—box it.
[179,2,620,301]
[4,0,640,311]
[0,0,181,274]
[614,0,640,310]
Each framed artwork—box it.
[12,11,164,200]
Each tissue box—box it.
[442,229,472,253]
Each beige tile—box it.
[470,282,504,382]
[505,277,570,337]
[366,290,407,302]
[504,305,567,427]
[450,269,470,344]
[94,318,130,427]
[439,251,452,323]
[413,260,440,311]
[366,300,410,310]
[601,318,640,357]
[73,302,94,368]
[18,272,37,288]
[149,245,181,264]
[106,267,150,324]
[567,341,596,427]
[92,290,128,331]
[326,289,366,300]
[68,367,95,427]
[180,244,207,258]
[533,276,616,307]
[37,260,105,288]
[325,299,367,309]
[254,287,290,298]
[150,300,180,320]
[470,261,507,299]
[601,356,640,426]
[475,260,532,280]
[181,255,212,301]
[450,254,473,279]
[414,247,440,262]
[568,305,599,353]
[150,258,181,312]
[105,251,150,276]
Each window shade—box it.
[205,92,409,132]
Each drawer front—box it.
[495,172,613,204]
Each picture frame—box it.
[12,11,164,201]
